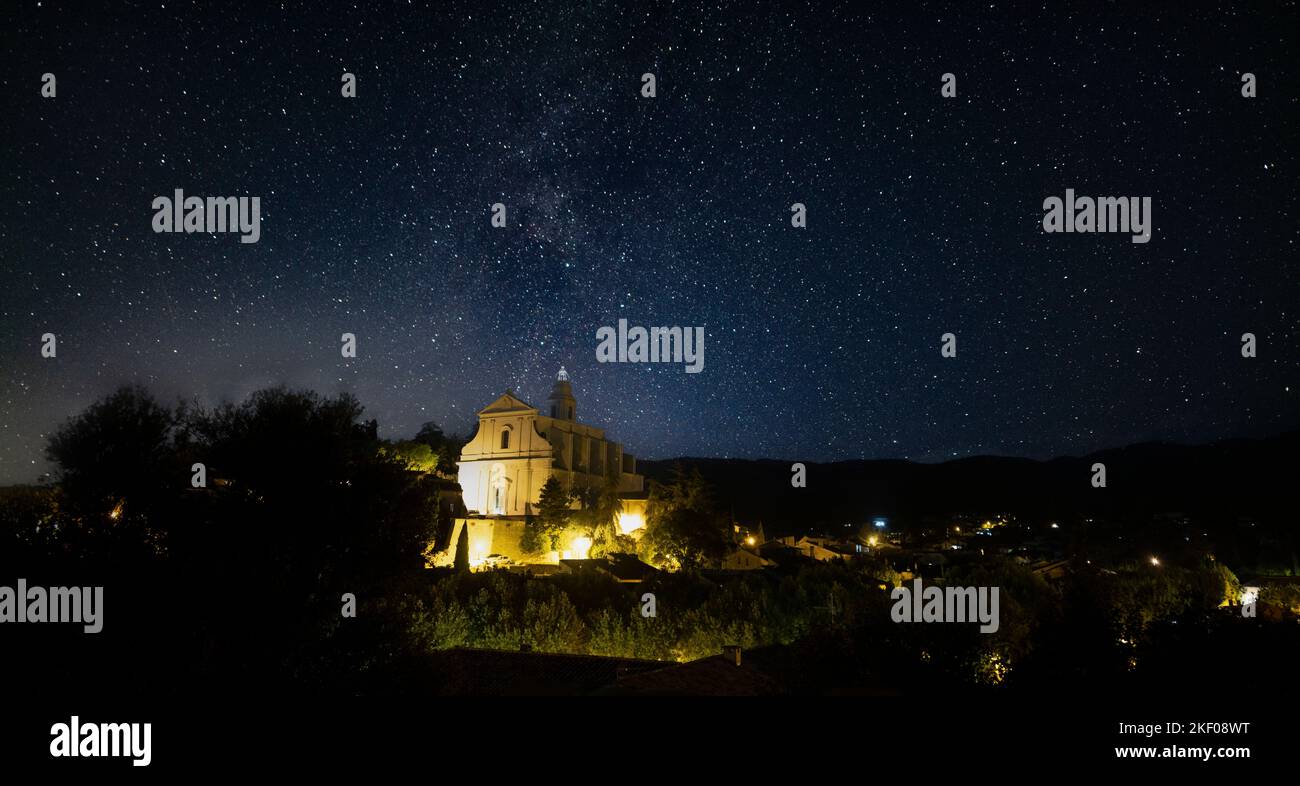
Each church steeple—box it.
[547,366,576,421]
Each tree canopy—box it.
[638,465,732,570]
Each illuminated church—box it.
[435,368,647,567]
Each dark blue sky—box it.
[2,1,1297,484]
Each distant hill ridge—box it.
[639,431,1300,534]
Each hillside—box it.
[640,432,1300,536]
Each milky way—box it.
[1,2,1297,484]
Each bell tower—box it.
[547,366,576,421]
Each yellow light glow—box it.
[980,652,1009,685]
[468,531,492,570]
[571,536,592,559]
[617,512,644,534]
[868,535,878,547]
[745,536,756,546]
[1149,556,1160,567]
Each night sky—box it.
[2,2,1297,485]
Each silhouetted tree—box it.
[411,420,465,476]
[639,465,730,570]
[454,525,470,572]
[523,477,572,554]
[45,384,183,526]
[585,476,628,558]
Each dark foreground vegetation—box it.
[1,385,1297,697]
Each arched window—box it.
[500,429,511,449]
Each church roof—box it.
[477,390,537,415]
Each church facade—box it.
[435,368,647,567]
